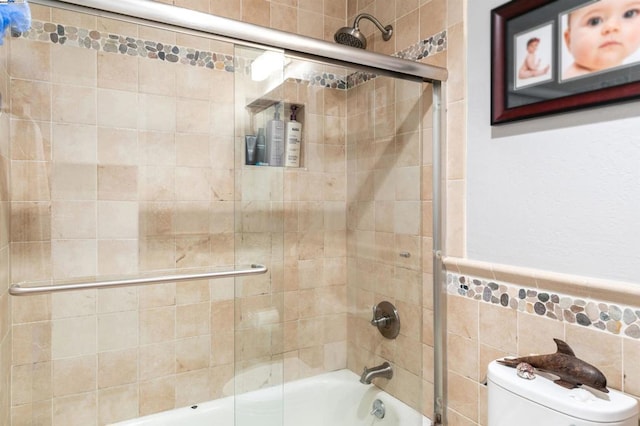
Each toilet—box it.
[488,360,639,426]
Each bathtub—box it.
[112,369,431,426]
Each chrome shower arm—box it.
[353,13,393,41]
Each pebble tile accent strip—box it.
[303,72,347,90]
[14,20,348,89]
[347,30,447,89]
[394,30,447,61]
[16,20,238,71]
[14,20,446,91]
[448,273,640,339]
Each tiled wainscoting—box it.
[444,257,640,426]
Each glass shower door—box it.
[5,4,271,423]
[346,74,427,420]
[233,42,428,424]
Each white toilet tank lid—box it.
[488,360,639,423]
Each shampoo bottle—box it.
[285,105,302,168]
[266,104,285,166]
[245,134,257,165]
[256,128,266,165]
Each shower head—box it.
[334,26,367,49]
[334,13,393,49]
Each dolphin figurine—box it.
[497,338,609,393]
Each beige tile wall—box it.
[444,260,640,426]
[1,28,12,426]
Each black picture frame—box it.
[491,0,640,125]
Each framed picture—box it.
[491,0,640,125]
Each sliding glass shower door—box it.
[233,42,429,424]
[5,2,432,425]
[5,5,286,423]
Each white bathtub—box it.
[112,369,431,426]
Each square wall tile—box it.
[98,51,138,91]
[139,342,175,381]
[97,89,139,129]
[11,201,51,242]
[52,392,96,426]
[10,38,51,81]
[53,355,96,397]
[98,165,138,201]
[51,162,97,201]
[52,84,97,125]
[51,239,97,279]
[52,291,96,320]
[52,316,97,359]
[140,307,176,345]
[98,311,139,352]
[479,303,517,354]
[98,384,139,425]
[138,94,176,132]
[52,201,96,239]
[98,348,138,389]
[12,322,52,364]
[11,119,51,161]
[176,336,210,373]
[11,161,51,202]
[139,376,175,416]
[11,400,53,426]
[97,240,139,276]
[97,128,138,166]
[97,201,138,239]
[51,43,97,87]
[447,294,478,340]
[11,361,52,405]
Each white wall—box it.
[467,0,640,283]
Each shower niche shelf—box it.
[244,93,305,169]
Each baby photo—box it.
[514,23,554,89]
[561,0,640,81]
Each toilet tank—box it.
[487,360,639,426]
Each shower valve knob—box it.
[369,301,400,339]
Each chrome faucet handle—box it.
[369,301,400,339]
[370,305,390,327]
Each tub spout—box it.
[360,362,393,384]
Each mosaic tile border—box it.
[447,273,640,339]
[13,20,447,91]
[15,20,237,70]
[346,30,447,89]
[13,20,348,89]
[394,30,447,61]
